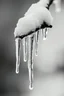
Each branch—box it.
[46,0,54,9]
[16,22,52,39]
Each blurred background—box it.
[0,0,64,96]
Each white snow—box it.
[14,0,53,37]
[38,0,49,7]
[14,15,40,37]
[25,0,49,16]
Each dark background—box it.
[0,0,64,96]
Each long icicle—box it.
[35,31,39,56]
[23,37,27,62]
[15,38,21,74]
[28,34,34,90]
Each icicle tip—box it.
[29,85,33,90]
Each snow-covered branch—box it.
[14,0,53,39]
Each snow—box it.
[14,15,40,37]
[14,0,53,37]
[38,0,49,7]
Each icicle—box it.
[15,38,21,74]
[35,31,39,56]
[23,37,27,62]
[40,29,43,38]
[43,28,48,40]
[53,0,61,12]
[28,34,34,90]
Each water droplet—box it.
[23,37,27,62]
[15,38,21,74]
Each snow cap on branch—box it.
[39,0,54,9]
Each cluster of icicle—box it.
[14,0,61,90]
[15,28,48,90]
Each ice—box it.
[15,38,21,74]
[23,37,27,62]
[40,29,43,38]
[35,31,39,56]
[43,28,48,40]
[28,34,34,90]
[14,0,53,90]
